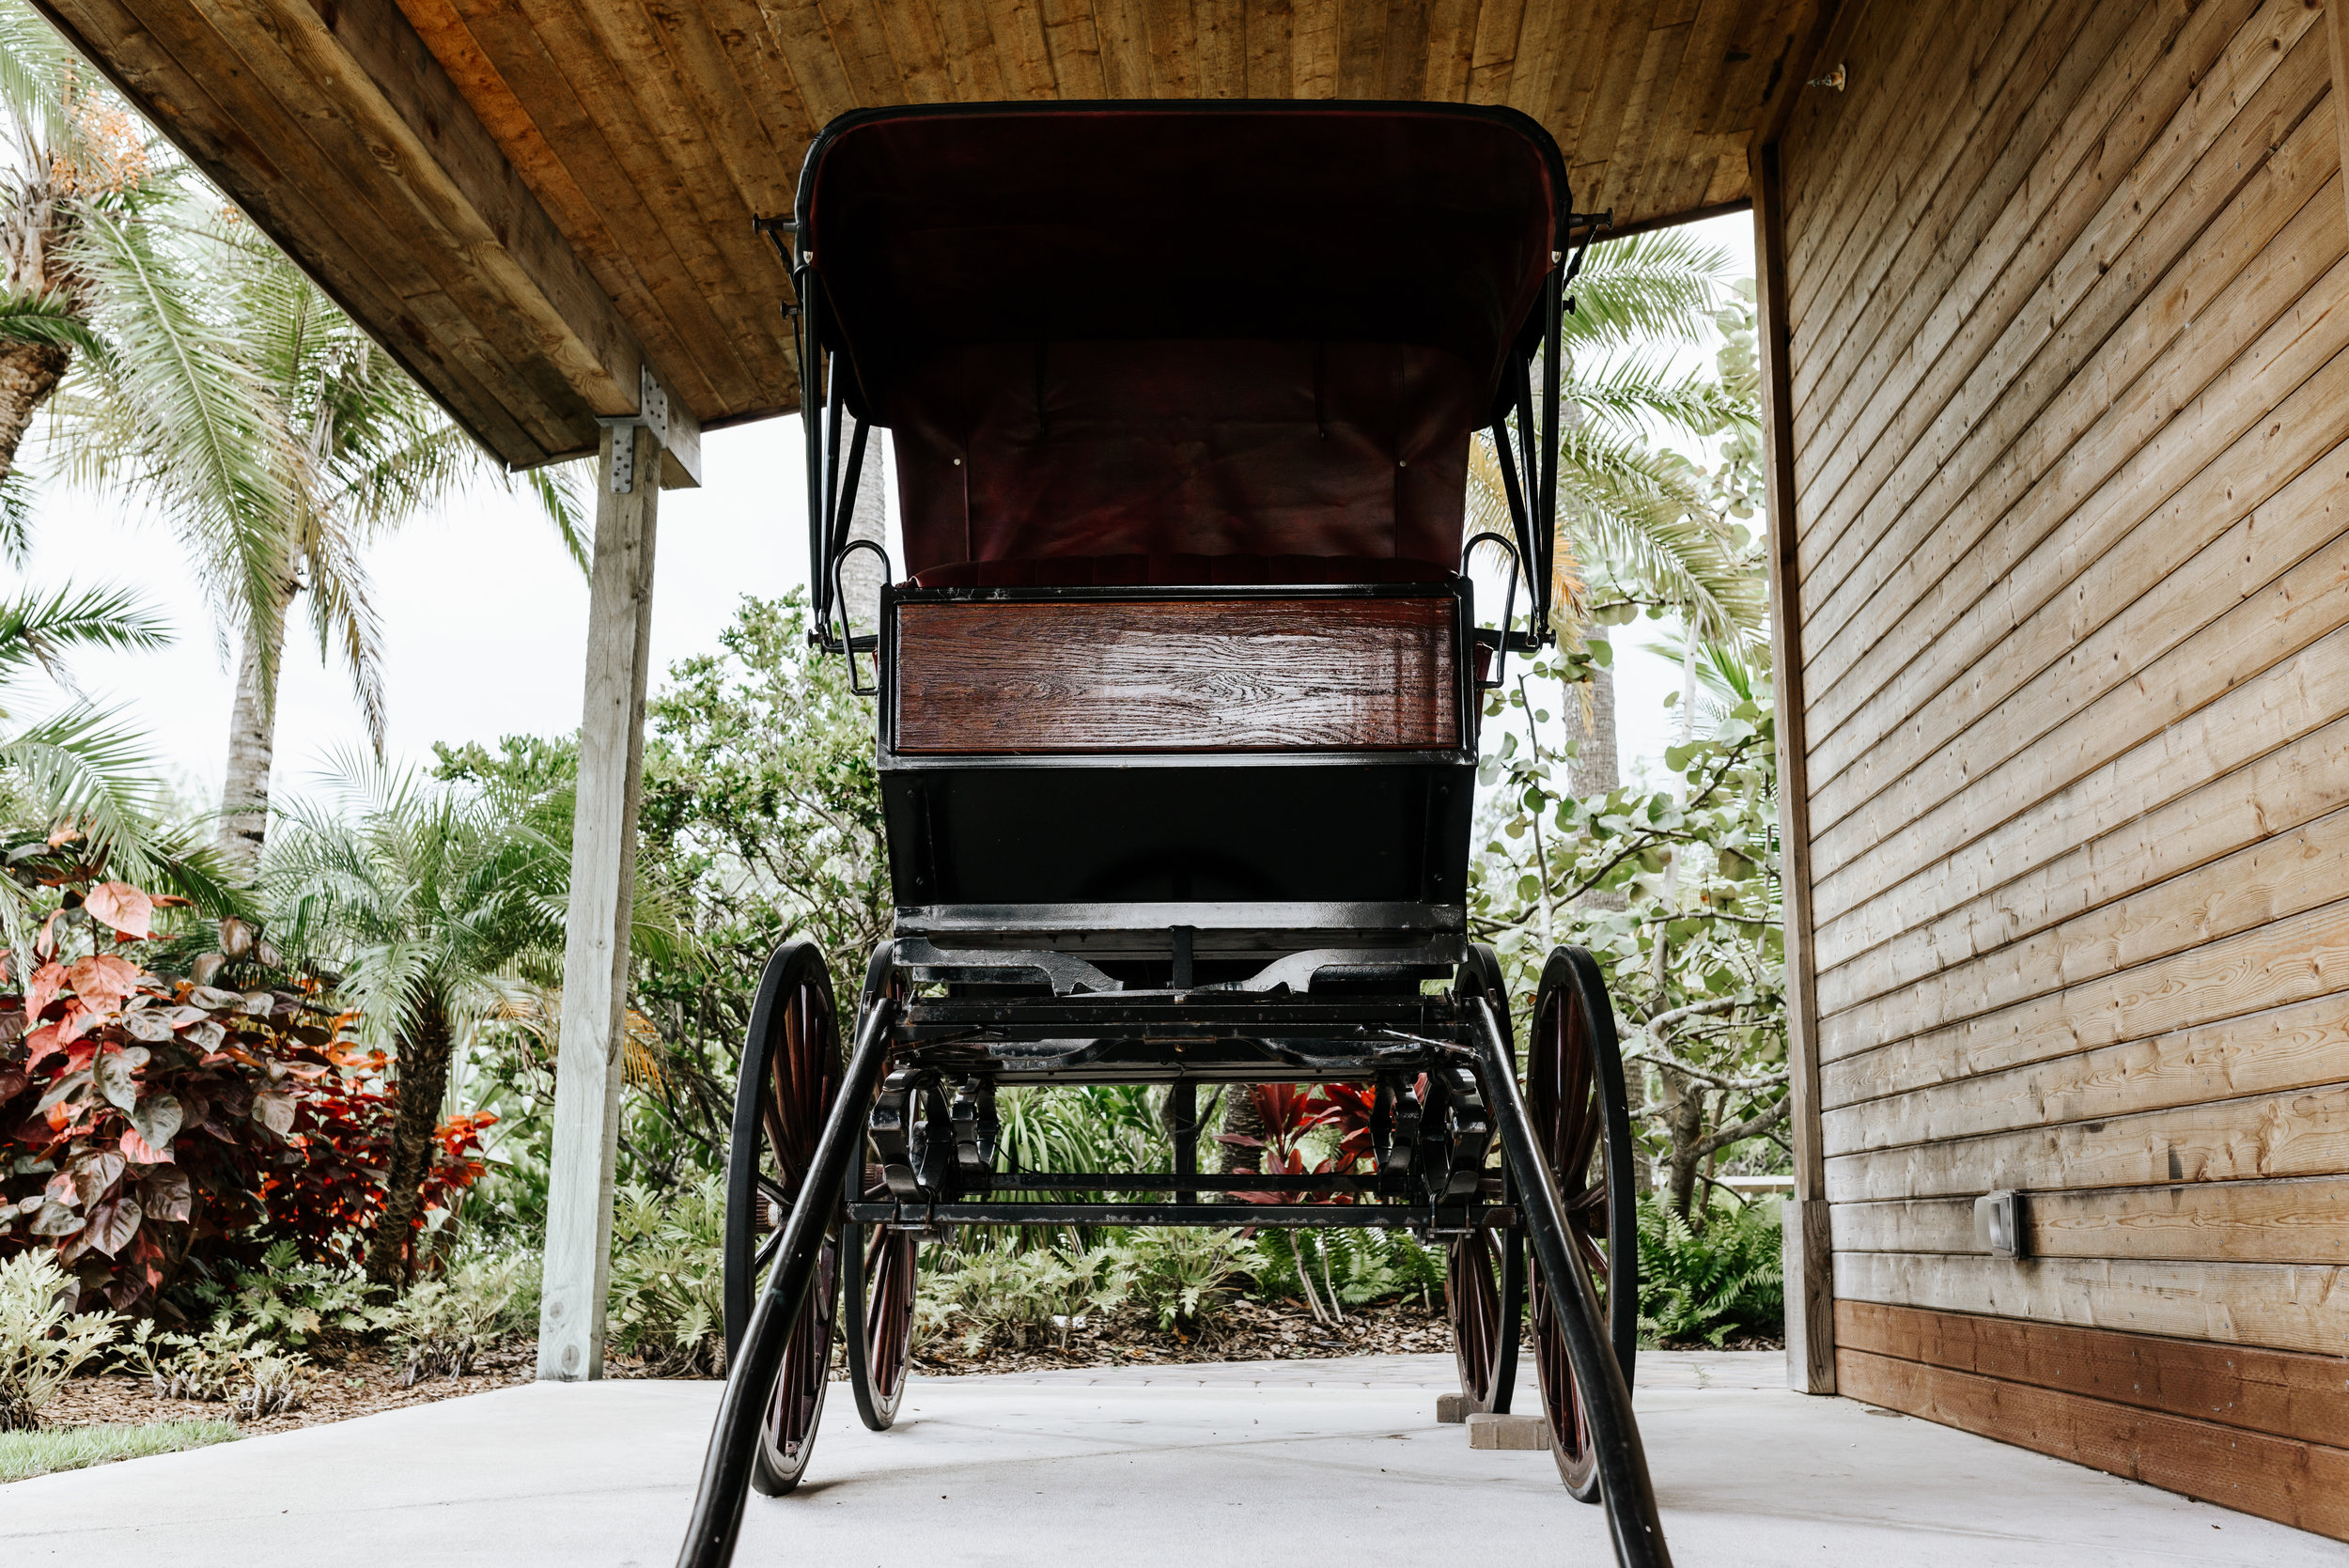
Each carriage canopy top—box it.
[795,103,1568,582]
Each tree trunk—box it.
[0,338,69,483]
[366,996,456,1287]
[1568,638,1620,798]
[1656,1066,1706,1223]
[217,543,301,863]
[1570,637,1628,910]
[1219,1083,1264,1175]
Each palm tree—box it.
[0,1,584,862]
[1469,229,1766,799]
[263,758,571,1285]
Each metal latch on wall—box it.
[599,365,672,494]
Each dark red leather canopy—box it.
[797,103,1565,582]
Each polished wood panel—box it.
[893,597,1458,754]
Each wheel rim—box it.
[861,1226,917,1411]
[1445,1227,1502,1409]
[1528,970,1614,1495]
[741,960,842,1484]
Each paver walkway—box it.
[4,1351,2337,1567]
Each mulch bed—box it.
[910,1296,1458,1376]
[35,1299,1781,1442]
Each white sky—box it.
[4,210,1753,815]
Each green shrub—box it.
[1635,1193,1781,1346]
[386,1244,537,1383]
[0,1253,117,1431]
[192,1240,395,1346]
[1115,1228,1252,1332]
[606,1176,723,1374]
[0,1417,240,1481]
[917,1243,1131,1355]
[116,1320,310,1419]
[1248,1228,1443,1312]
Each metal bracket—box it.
[1202,939,1468,995]
[598,365,674,495]
[894,936,1125,996]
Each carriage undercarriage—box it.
[678,934,1669,1568]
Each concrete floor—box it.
[4,1352,2340,1567]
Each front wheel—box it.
[1525,946,1637,1502]
[723,941,845,1497]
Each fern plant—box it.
[1634,1193,1781,1346]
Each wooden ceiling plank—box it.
[395,0,698,397]
[1082,0,1154,99]
[508,0,774,401]
[1630,0,1743,221]
[1423,0,1480,103]
[1291,0,1336,100]
[866,0,957,102]
[1034,0,1110,96]
[1241,0,1294,98]
[1333,0,1387,99]
[1378,0,1432,101]
[1564,6,1657,222]
[454,0,746,411]
[1194,0,1247,98]
[1609,16,1698,225]
[754,0,861,128]
[1465,0,1524,106]
[644,0,803,219]
[811,0,910,109]
[975,0,1061,98]
[1139,0,1199,97]
[929,0,1013,101]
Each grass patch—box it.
[0,1420,241,1483]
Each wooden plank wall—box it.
[1771,0,2349,1538]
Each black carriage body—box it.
[875,579,1481,965]
[686,102,1672,1568]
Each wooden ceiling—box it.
[31,0,1822,474]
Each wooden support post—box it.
[1751,139,1834,1396]
[537,424,660,1381]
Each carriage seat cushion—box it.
[906,553,1456,589]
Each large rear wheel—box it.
[1525,946,1637,1502]
[845,944,917,1431]
[723,942,844,1497]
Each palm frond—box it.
[0,290,107,361]
[0,579,170,699]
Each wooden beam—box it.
[537,424,661,1380]
[1750,135,1831,1396]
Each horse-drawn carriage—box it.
[677,101,1671,1568]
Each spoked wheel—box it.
[1525,946,1638,1502]
[723,941,845,1497]
[1445,942,1523,1413]
[844,943,917,1431]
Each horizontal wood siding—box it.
[1777,0,2349,1535]
[893,597,1459,753]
